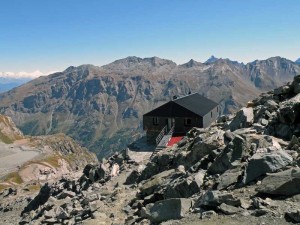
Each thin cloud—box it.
[0,70,58,79]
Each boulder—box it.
[56,190,76,199]
[288,135,300,149]
[110,163,120,177]
[264,100,278,111]
[278,93,300,124]
[292,75,300,94]
[208,135,249,175]
[273,85,291,95]
[256,168,300,196]
[217,168,242,190]
[142,198,192,223]
[201,210,217,219]
[229,107,254,131]
[243,150,293,184]
[286,210,300,222]
[164,171,204,199]
[140,169,174,196]
[182,128,224,167]
[219,203,242,215]
[196,190,239,207]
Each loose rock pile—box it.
[18,151,132,225]
[5,75,300,224]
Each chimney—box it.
[173,95,177,100]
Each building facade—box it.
[143,93,219,144]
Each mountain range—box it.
[0,56,299,158]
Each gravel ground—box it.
[0,143,40,176]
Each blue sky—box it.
[0,0,299,72]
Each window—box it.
[211,111,213,118]
[153,117,159,125]
[184,118,192,126]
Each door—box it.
[167,118,174,130]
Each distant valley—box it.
[0,56,299,158]
[0,77,31,93]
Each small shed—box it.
[143,93,219,144]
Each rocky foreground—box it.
[2,75,300,224]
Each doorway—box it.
[167,118,175,130]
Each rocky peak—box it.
[103,56,177,70]
[250,56,295,66]
[63,64,101,74]
[180,59,203,68]
[205,55,219,63]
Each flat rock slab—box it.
[143,198,193,223]
[256,168,300,196]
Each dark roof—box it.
[144,93,218,117]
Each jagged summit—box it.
[180,59,203,68]
[103,56,177,69]
[64,64,101,73]
[205,55,219,63]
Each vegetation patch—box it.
[0,131,13,144]
[26,183,41,192]
[42,155,61,168]
[0,183,10,192]
[3,172,23,184]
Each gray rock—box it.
[196,190,239,207]
[44,209,56,219]
[56,190,76,199]
[288,135,300,149]
[140,169,174,196]
[201,210,217,219]
[217,168,242,190]
[292,75,300,94]
[164,171,204,199]
[219,203,242,215]
[89,200,104,212]
[142,198,192,223]
[264,100,278,111]
[256,168,300,196]
[55,206,69,220]
[229,107,254,131]
[286,210,300,222]
[274,85,291,95]
[182,128,224,167]
[251,208,273,217]
[278,93,300,124]
[92,211,107,219]
[208,135,248,175]
[243,150,293,184]
[259,118,268,126]
[43,218,57,224]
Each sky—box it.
[0,0,299,75]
